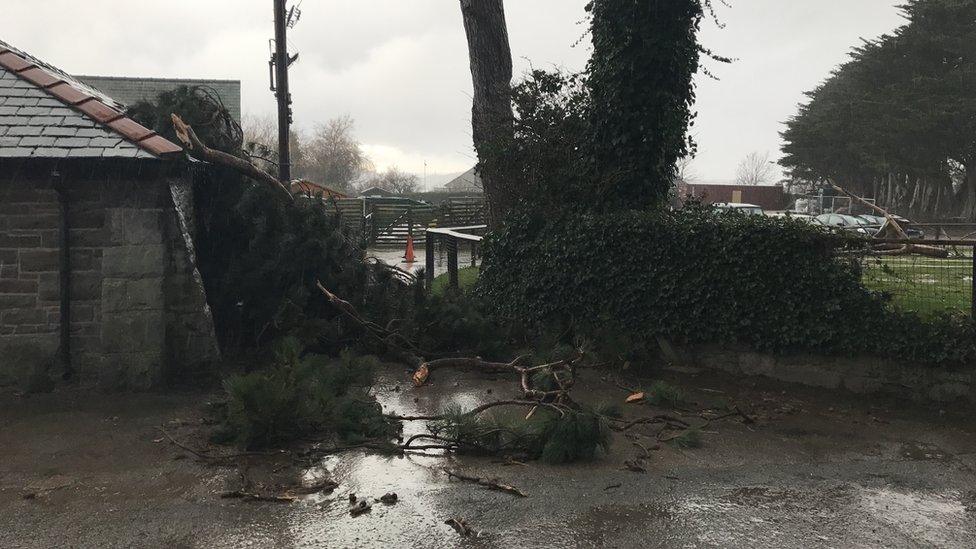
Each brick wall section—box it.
[0,167,219,389]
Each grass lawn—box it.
[861,253,973,316]
[431,266,480,296]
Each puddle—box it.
[859,487,969,547]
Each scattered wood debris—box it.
[445,470,527,498]
[350,499,372,516]
[445,517,475,537]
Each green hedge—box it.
[477,208,976,367]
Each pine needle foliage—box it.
[429,404,612,465]
[216,338,395,449]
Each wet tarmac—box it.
[368,246,476,277]
[1,366,975,548]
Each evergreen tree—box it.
[781,0,976,219]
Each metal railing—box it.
[845,239,976,318]
[424,225,486,291]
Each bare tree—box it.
[676,155,699,185]
[362,167,419,195]
[295,115,373,191]
[242,113,302,176]
[460,0,515,227]
[735,151,774,186]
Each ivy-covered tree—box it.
[781,0,976,220]
[586,0,715,211]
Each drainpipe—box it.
[53,169,72,379]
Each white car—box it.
[713,203,765,216]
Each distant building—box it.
[444,167,482,194]
[76,75,242,122]
[678,182,787,211]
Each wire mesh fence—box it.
[845,241,975,317]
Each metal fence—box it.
[845,239,975,317]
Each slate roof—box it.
[0,39,182,160]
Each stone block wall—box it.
[0,182,60,384]
[0,167,218,389]
[672,346,976,405]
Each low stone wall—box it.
[674,346,975,404]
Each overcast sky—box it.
[2,0,905,183]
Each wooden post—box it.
[447,237,459,289]
[471,241,477,268]
[425,231,436,292]
[971,244,975,319]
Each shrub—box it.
[647,381,684,408]
[216,339,396,448]
[478,206,976,367]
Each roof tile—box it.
[54,136,90,148]
[30,147,70,158]
[0,147,34,157]
[28,115,65,126]
[88,137,121,148]
[5,126,42,137]
[17,67,61,88]
[0,51,33,72]
[68,147,105,157]
[75,98,122,123]
[41,126,77,137]
[47,82,91,105]
[62,116,95,128]
[4,97,38,107]
[19,136,55,147]
[139,134,183,156]
[16,106,51,116]
[107,117,154,142]
[102,146,140,158]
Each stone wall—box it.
[0,164,218,389]
[673,346,976,404]
[0,179,60,384]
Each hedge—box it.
[477,207,976,367]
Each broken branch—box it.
[445,470,527,497]
[171,115,294,202]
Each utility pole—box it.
[271,0,296,182]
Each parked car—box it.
[766,211,816,223]
[713,203,765,216]
[814,213,874,235]
[857,214,925,239]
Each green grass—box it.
[861,254,973,316]
[431,266,480,296]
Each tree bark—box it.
[958,163,976,221]
[459,0,515,228]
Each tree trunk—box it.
[958,163,976,221]
[459,0,515,228]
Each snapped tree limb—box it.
[171,114,294,202]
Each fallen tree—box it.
[830,182,948,258]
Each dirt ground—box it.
[1,364,975,549]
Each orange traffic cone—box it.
[404,235,415,263]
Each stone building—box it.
[0,39,219,389]
[77,75,242,123]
